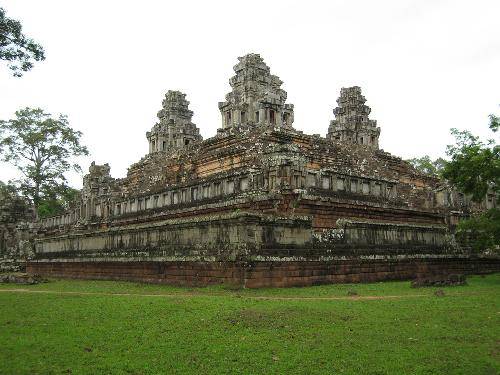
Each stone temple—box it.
[29,54,499,287]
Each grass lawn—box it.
[0,274,499,374]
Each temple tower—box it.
[218,53,294,129]
[327,86,380,148]
[81,162,114,220]
[146,90,202,154]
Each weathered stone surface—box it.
[147,90,202,154]
[327,86,380,148]
[27,258,498,288]
[411,273,467,288]
[0,272,46,284]
[29,53,499,287]
[218,53,294,129]
[0,186,36,272]
[33,213,451,261]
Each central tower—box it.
[218,53,294,129]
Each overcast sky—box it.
[1,0,499,188]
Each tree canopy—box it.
[0,7,45,77]
[456,208,500,253]
[0,108,89,217]
[37,184,80,218]
[489,109,499,133]
[406,155,447,177]
[0,180,33,217]
[442,128,499,203]
[442,110,499,253]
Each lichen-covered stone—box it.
[411,274,467,287]
[30,53,499,287]
[218,53,294,129]
[147,90,202,154]
[0,187,36,272]
[327,86,380,148]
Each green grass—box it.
[0,275,499,374]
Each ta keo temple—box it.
[30,54,499,287]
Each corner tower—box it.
[146,90,202,154]
[327,86,380,148]
[218,53,294,129]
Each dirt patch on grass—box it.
[0,288,459,301]
[225,308,302,329]
[490,340,500,360]
[223,307,356,330]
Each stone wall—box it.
[33,212,452,262]
[27,257,500,288]
[29,211,497,288]
[0,186,36,272]
[34,212,312,261]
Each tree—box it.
[406,155,447,177]
[442,129,499,202]
[456,208,500,254]
[0,180,31,221]
[37,184,80,218]
[0,180,18,198]
[0,7,45,77]
[489,105,499,133]
[442,114,499,254]
[0,108,89,216]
